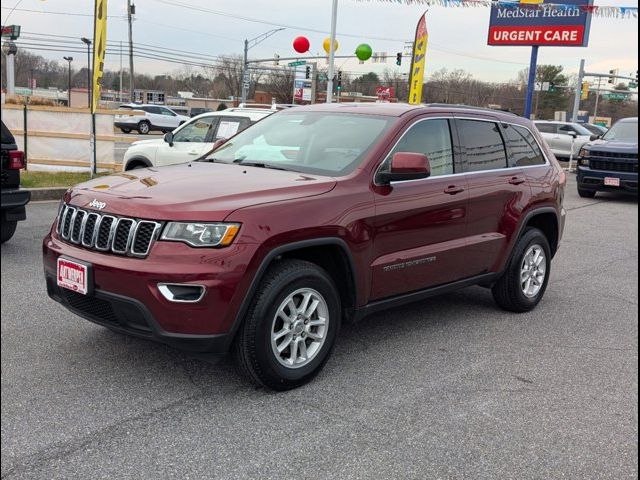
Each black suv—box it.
[577,117,638,197]
[1,121,30,243]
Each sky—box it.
[2,0,638,84]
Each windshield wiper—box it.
[236,161,288,171]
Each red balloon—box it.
[293,36,310,54]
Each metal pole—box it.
[23,102,27,168]
[326,0,338,103]
[86,43,91,108]
[571,59,585,123]
[523,45,539,119]
[593,77,602,118]
[67,60,72,106]
[6,52,15,95]
[241,39,249,104]
[119,40,123,102]
[127,0,135,102]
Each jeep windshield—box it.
[203,111,394,176]
[602,119,638,142]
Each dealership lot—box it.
[1,177,637,479]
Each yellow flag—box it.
[91,0,108,113]
[408,12,428,105]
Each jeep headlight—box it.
[161,222,240,247]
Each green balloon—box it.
[355,44,373,62]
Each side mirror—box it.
[164,132,174,146]
[590,134,600,141]
[568,131,578,139]
[378,152,431,185]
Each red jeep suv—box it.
[43,104,566,390]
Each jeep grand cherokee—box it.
[43,104,566,390]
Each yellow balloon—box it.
[323,37,339,54]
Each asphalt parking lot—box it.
[1,176,637,479]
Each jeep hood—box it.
[65,162,337,221]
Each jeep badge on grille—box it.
[88,199,107,210]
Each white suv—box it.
[115,104,191,135]
[122,108,274,170]
[534,121,597,159]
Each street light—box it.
[241,28,285,104]
[80,37,92,108]
[63,56,73,107]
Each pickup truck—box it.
[1,121,30,243]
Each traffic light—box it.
[549,82,556,93]
[396,52,402,66]
[581,81,589,100]
[337,70,342,90]
[305,65,311,79]
[273,54,280,66]
[608,69,616,84]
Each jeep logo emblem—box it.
[88,199,107,210]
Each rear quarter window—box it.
[503,124,546,167]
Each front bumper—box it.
[577,166,638,194]
[1,188,31,221]
[43,230,260,354]
[114,121,139,129]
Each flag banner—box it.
[91,0,108,113]
[408,12,428,104]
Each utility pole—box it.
[127,0,135,102]
[241,28,285,105]
[81,37,92,108]
[571,59,585,123]
[326,0,338,104]
[2,42,18,95]
[119,40,123,102]
[593,77,602,118]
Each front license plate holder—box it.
[604,177,621,187]
[57,257,93,296]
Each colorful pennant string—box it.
[352,0,638,18]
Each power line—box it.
[0,6,126,18]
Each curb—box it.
[25,187,69,202]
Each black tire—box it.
[492,227,551,313]
[1,218,18,244]
[137,121,150,135]
[234,259,341,391]
[578,187,596,198]
[120,128,132,134]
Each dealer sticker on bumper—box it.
[57,258,89,295]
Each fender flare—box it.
[224,238,358,350]
[124,156,153,170]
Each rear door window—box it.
[457,119,508,172]
[380,118,455,177]
[535,123,557,134]
[503,124,546,167]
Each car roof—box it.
[617,117,638,123]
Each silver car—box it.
[534,121,597,159]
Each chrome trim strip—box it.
[111,218,136,254]
[81,212,100,248]
[61,207,76,240]
[71,210,87,244]
[94,215,117,251]
[130,221,162,257]
[56,204,66,234]
[157,283,206,303]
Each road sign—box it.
[1,25,21,40]
[629,82,638,89]
[603,93,629,100]
[288,60,306,67]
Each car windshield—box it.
[570,124,593,136]
[603,120,638,142]
[203,111,394,176]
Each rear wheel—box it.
[137,121,150,135]
[492,228,551,313]
[234,259,341,390]
[1,218,18,244]
[120,127,132,134]
[578,187,596,198]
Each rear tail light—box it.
[8,151,25,170]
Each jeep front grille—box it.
[56,204,162,258]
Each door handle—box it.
[444,185,465,195]
[509,176,526,185]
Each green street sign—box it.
[629,82,638,89]
[1,25,20,40]
[603,93,629,100]
[288,60,306,67]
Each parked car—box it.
[579,123,608,137]
[1,121,30,243]
[122,108,274,170]
[189,107,214,117]
[115,104,190,134]
[576,117,638,198]
[44,104,566,390]
[534,121,598,159]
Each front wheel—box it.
[137,121,150,135]
[234,259,341,390]
[1,218,18,244]
[120,128,132,134]
[492,228,551,313]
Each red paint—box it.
[42,104,565,350]
[488,25,585,46]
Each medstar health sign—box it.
[488,0,594,47]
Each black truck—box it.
[1,121,30,243]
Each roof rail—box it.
[425,103,520,116]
